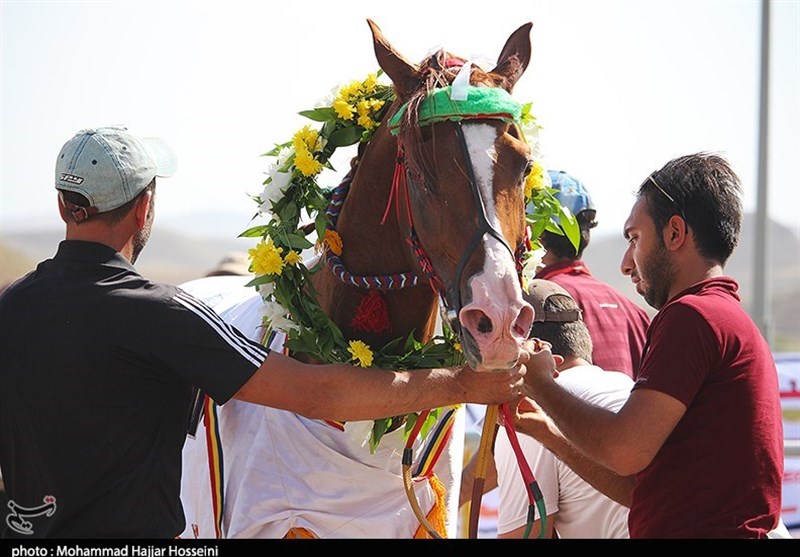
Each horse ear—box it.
[489,22,533,92]
[367,19,422,100]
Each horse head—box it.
[366,20,536,371]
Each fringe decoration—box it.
[413,473,449,539]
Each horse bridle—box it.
[441,121,525,334]
[324,120,528,336]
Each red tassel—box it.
[350,290,392,334]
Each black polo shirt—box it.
[0,240,269,538]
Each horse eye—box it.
[523,160,533,177]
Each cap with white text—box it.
[55,126,177,214]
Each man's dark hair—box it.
[530,294,593,363]
[639,152,742,265]
[59,179,156,224]
[540,210,597,260]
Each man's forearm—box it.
[538,424,632,507]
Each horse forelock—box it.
[397,51,496,183]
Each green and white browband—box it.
[388,86,522,134]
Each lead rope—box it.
[498,403,547,538]
[468,404,546,539]
[468,405,499,537]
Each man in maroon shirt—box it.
[518,153,783,538]
[537,170,650,378]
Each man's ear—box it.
[57,192,70,224]
[553,354,565,366]
[133,190,152,228]
[664,214,688,250]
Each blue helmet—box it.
[548,169,595,217]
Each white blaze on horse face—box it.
[457,123,534,371]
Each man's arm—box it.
[512,397,633,506]
[234,351,526,422]
[520,347,686,476]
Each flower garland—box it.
[240,71,575,450]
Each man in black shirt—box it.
[0,126,528,538]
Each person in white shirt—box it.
[495,279,633,538]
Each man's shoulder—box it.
[558,365,634,406]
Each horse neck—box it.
[311,124,439,348]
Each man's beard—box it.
[640,239,677,310]
[130,210,154,264]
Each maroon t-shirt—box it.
[537,261,650,378]
[630,277,783,538]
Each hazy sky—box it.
[2,0,798,243]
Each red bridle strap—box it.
[385,144,445,295]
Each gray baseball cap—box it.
[525,279,583,323]
[55,126,177,213]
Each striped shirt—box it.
[0,240,268,538]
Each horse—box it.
[179,19,538,539]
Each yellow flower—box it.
[284,250,302,266]
[249,238,285,276]
[362,73,378,94]
[369,98,385,113]
[294,148,323,177]
[333,99,355,121]
[525,161,546,199]
[357,113,375,130]
[454,342,462,353]
[324,229,343,256]
[356,99,383,130]
[337,81,361,101]
[348,340,374,368]
[292,125,319,152]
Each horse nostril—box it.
[477,315,493,334]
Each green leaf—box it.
[239,225,269,238]
[283,235,314,251]
[278,201,299,225]
[558,207,581,253]
[370,419,390,453]
[328,126,363,148]
[245,275,272,288]
[299,107,337,122]
[529,217,548,241]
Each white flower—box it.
[316,87,337,108]
[276,146,295,171]
[522,119,545,161]
[521,247,546,293]
[261,299,299,333]
[258,164,292,215]
[258,281,275,300]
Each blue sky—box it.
[1,0,798,242]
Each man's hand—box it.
[508,396,554,442]
[518,338,559,398]
[459,361,527,405]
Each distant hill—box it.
[2,212,798,349]
[1,225,253,288]
[583,213,800,350]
